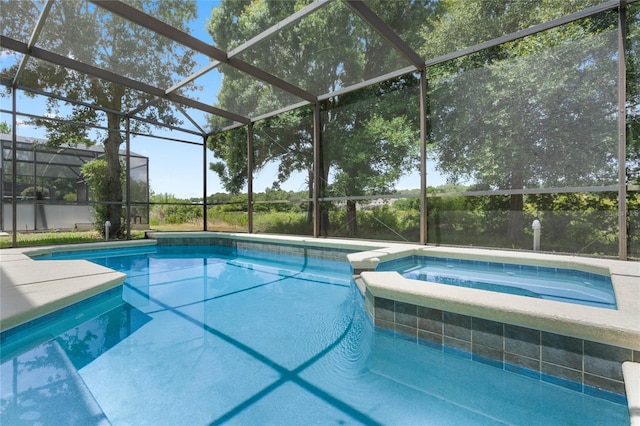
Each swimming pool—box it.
[0,245,629,424]
[376,255,617,309]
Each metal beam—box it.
[227,0,334,58]
[419,70,427,246]
[342,0,425,70]
[247,123,254,233]
[425,0,620,67]
[2,83,204,137]
[203,134,208,231]
[90,0,317,103]
[618,0,628,260]
[125,117,131,240]
[13,0,54,86]
[0,36,250,125]
[213,65,416,134]
[317,66,416,101]
[166,61,221,95]
[250,101,312,124]
[173,103,206,134]
[313,102,321,237]
[227,57,317,102]
[172,1,332,103]
[11,89,17,246]
[90,0,228,62]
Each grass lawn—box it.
[0,221,240,249]
[0,230,147,249]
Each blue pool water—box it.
[1,245,628,425]
[376,255,617,309]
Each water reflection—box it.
[0,340,109,425]
[1,303,151,424]
[56,304,151,369]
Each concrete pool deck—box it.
[0,240,155,332]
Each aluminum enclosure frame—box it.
[0,0,636,259]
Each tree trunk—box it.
[307,169,313,225]
[346,199,357,236]
[103,112,123,238]
[506,163,526,245]
[507,193,524,244]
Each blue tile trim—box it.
[418,337,443,351]
[505,362,541,380]
[387,255,611,284]
[541,373,583,393]
[153,236,357,261]
[473,353,504,369]
[443,345,472,360]
[1,286,123,342]
[376,255,613,291]
[374,326,395,338]
[584,385,628,405]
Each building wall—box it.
[2,203,93,231]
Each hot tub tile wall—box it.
[369,292,635,404]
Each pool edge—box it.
[0,241,148,333]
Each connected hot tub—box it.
[375,255,616,309]
[349,245,640,404]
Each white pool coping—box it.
[0,240,155,332]
[624,362,640,425]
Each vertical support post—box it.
[313,102,321,238]
[145,155,150,230]
[618,0,628,260]
[125,117,131,240]
[0,137,4,231]
[247,122,254,233]
[419,69,428,245]
[203,135,208,231]
[33,148,37,230]
[11,88,17,247]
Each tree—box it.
[81,158,123,231]
[207,0,430,235]
[0,0,199,238]
[422,2,619,242]
[0,122,10,134]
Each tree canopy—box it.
[207,0,428,234]
[421,2,620,240]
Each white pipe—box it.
[532,219,541,251]
[105,220,111,241]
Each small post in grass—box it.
[532,219,541,252]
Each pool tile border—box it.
[153,234,355,262]
[0,286,124,348]
[367,292,634,404]
[379,255,613,285]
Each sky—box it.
[1,0,441,199]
